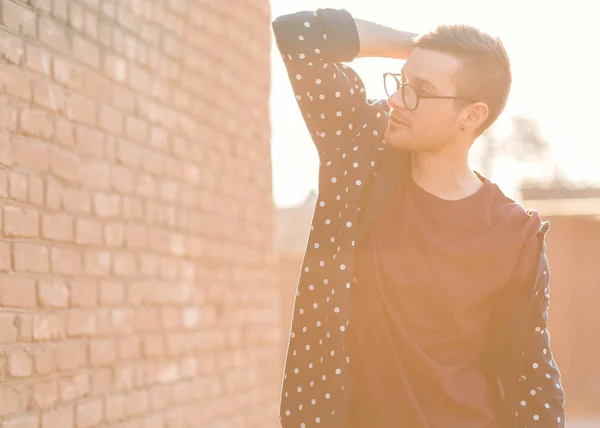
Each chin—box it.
[383,126,411,150]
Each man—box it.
[272,8,565,428]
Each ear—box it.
[462,102,489,131]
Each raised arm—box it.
[272,9,415,158]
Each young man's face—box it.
[384,47,468,151]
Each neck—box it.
[410,147,483,201]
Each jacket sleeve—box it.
[516,256,566,427]
[272,9,388,158]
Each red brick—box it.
[0,134,12,166]
[1,70,30,101]
[89,339,116,366]
[66,93,96,125]
[99,280,124,305]
[104,223,124,247]
[72,35,100,69]
[59,375,89,403]
[111,165,134,193]
[32,313,64,341]
[45,177,62,209]
[0,98,18,133]
[142,334,164,357]
[75,219,103,245]
[9,171,28,202]
[7,349,33,378]
[33,381,59,410]
[13,243,49,273]
[56,341,87,371]
[49,147,79,181]
[111,309,134,335]
[69,279,97,307]
[0,241,10,272]
[83,251,111,276]
[50,247,82,275]
[127,63,151,93]
[112,252,136,276]
[112,87,136,112]
[118,335,140,360]
[42,213,73,242]
[68,1,84,31]
[62,187,91,214]
[0,169,7,198]
[25,44,51,74]
[0,276,36,308]
[38,279,69,308]
[30,0,51,13]
[33,79,65,112]
[41,405,74,428]
[84,70,112,101]
[33,346,57,375]
[66,310,96,337]
[0,386,24,416]
[28,174,44,205]
[51,0,68,21]
[142,148,164,175]
[125,116,147,142]
[0,313,17,343]
[19,107,54,140]
[135,174,156,198]
[74,125,104,158]
[58,375,89,403]
[1,1,36,38]
[53,57,84,90]
[149,126,169,152]
[39,16,69,52]
[116,140,140,168]
[55,120,76,147]
[125,224,147,248]
[3,206,39,238]
[2,414,38,428]
[11,137,49,173]
[98,20,112,47]
[79,159,110,190]
[134,307,159,332]
[125,390,149,417]
[17,314,32,342]
[83,10,98,39]
[0,28,24,65]
[93,193,120,217]
[99,104,123,135]
[122,196,144,220]
[104,53,127,83]
[105,393,125,422]
[0,275,36,308]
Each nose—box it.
[387,89,406,111]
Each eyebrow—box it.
[400,68,439,93]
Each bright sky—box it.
[269,0,599,207]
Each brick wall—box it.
[0,1,280,427]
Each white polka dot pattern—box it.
[515,255,565,427]
[273,9,388,427]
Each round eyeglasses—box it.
[383,72,477,111]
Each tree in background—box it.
[479,115,549,179]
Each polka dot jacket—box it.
[272,9,565,428]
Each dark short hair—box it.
[414,25,512,136]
